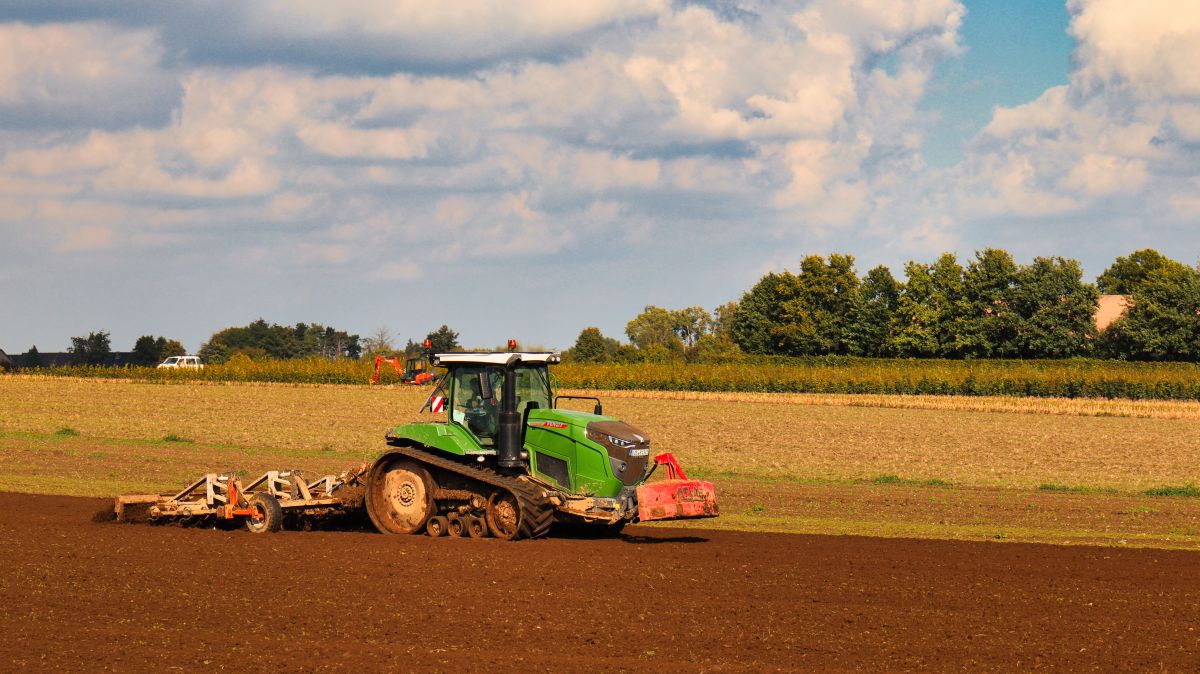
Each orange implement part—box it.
[636,453,719,522]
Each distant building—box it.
[1095,295,1130,331]
[0,349,12,371]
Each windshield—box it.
[514,364,551,415]
[448,364,552,445]
[163,357,178,364]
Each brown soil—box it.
[1,493,1198,671]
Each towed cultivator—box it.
[116,466,368,531]
[116,346,717,539]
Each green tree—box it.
[201,319,360,361]
[956,248,1021,358]
[24,345,42,367]
[69,331,112,365]
[844,265,902,357]
[131,335,187,366]
[1009,257,1098,358]
[571,327,619,363]
[131,336,160,366]
[670,307,712,348]
[426,325,460,352]
[1102,263,1200,360]
[626,306,683,352]
[772,254,860,356]
[731,272,802,355]
[730,254,859,356]
[160,339,186,359]
[891,254,966,357]
[710,302,738,341]
[1097,249,1187,295]
[198,340,231,364]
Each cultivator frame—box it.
[114,464,369,529]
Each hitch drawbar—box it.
[635,453,719,522]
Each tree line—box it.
[9,322,464,368]
[569,248,1200,362]
[199,321,464,364]
[15,331,187,367]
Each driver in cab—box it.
[457,375,500,441]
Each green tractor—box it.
[364,349,718,539]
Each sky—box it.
[1,0,1198,353]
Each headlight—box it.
[607,434,636,449]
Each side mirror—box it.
[593,403,603,415]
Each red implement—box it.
[636,453,719,522]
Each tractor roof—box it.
[431,352,560,367]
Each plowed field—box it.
[2,493,1197,672]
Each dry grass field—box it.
[2,375,1198,547]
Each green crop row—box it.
[554,359,1200,400]
[13,356,1200,400]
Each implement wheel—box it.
[486,491,521,541]
[245,493,283,534]
[447,515,465,537]
[366,456,435,535]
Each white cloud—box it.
[939,0,1200,243]
[57,224,114,252]
[0,0,971,285]
[0,22,178,128]
[1069,0,1200,98]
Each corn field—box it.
[15,356,1200,401]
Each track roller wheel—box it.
[245,493,283,534]
[426,515,449,537]
[464,515,488,538]
[447,515,466,537]
[486,490,521,540]
[366,458,435,535]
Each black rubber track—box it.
[380,443,554,540]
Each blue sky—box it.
[922,0,1073,167]
[1,1,1197,354]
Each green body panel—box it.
[388,421,480,456]
[389,406,629,499]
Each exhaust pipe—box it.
[497,354,523,469]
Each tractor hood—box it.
[523,409,652,487]
[585,420,651,486]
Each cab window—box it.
[451,367,503,445]
[513,365,551,417]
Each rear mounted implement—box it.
[635,453,719,522]
[114,465,368,531]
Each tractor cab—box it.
[435,352,556,449]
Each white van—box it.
[157,355,204,369]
